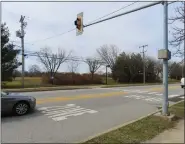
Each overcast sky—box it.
[2,0,183,73]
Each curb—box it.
[3,87,95,93]
[2,82,179,92]
[77,100,184,143]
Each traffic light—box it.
[74,12,83,36]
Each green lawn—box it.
[2,76,180,89]
[2,77,43,88]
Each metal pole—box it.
[183,1,185,78]
[106,66,108,85]
[162,1,169,116]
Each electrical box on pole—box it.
[158,49,171,60]
[74,12,84,36]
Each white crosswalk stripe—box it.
[124,95,162,102]
[168,95,179,98]
[179,96,184,99]
[137,91,149,93]
[148,92,158,94]
[156,93,163,96]
[122,89,181,99]
[38,104,98,122]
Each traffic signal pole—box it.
[75,0,171,116]
[162,1,169,116]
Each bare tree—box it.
[67,60,80,84]
[29,64,41,76]
[154,60,163,78]
[169,2,184,57]
[97,44,120,71]
[68,60,79,73]
[85,58,102,80]
[37,47,71,78]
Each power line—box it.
[87,1,139,24]
[26,1,139,45]
[28,28,76,44]
[18,51,104,63]
[84,1,162,28]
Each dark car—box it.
[1,91,36,116]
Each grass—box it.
[2,77,43,88]
[2,77,180,89]
[82,101,184,144]
[169,101,184,119]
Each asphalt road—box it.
[2,84,184,143]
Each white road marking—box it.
[37,104,75,111]
[150,98,161,101]
[39,104,98,122]
[45,107,82,115]
[148,92,159,94]
[137,91,149,93]
[168,95,179,98]
[179,96,184,99]
[156,93,163,96]
[145,98,153,101]
[125,95,134,98]
[123,89,132,92]
[135,96,142,99]
[125,95,130,97]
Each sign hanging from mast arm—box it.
[74,12,84,36]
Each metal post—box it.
[183,2,185,78]
[162,1,169,116]
[106,66,108,85]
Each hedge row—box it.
[42,73,103,85]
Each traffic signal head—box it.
[74,12,83,36]
[75,17,83,31]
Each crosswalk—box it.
[38,104,98,122]
[124,94,184,103]
[117,88,184,103]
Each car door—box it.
[1,93,15,114]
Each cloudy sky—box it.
[2,0,183,73]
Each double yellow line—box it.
[36,91,127,104]
[36,85,179,105]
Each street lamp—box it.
[106,65,110,85]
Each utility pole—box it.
[105,65,110,85]
[139,45,148,84]
[16,15,27,88]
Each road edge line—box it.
[76,99,184,143]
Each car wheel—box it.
[13,101,30,116]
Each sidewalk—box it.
[145,119,184,143]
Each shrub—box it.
[42,72,103,85]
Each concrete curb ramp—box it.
[77,99,184,143]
